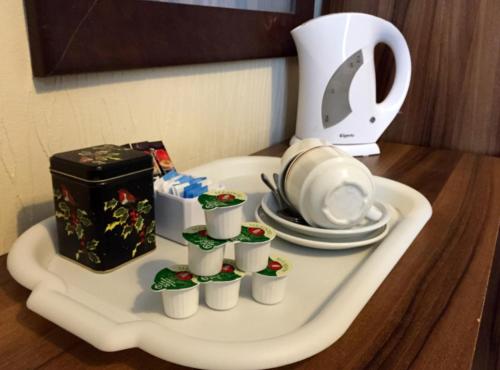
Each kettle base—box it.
[289,136,380,157]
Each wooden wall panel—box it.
[324,0,500,156]
[24,0,314,76]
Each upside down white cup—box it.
[151,265,199,319]
[282,144,382,229]
[234,222,276,272]
[280,137,330,172]
[182,225,227,276]
[198,190,247,239]
[197,259,245,310]
[252,256,292,305]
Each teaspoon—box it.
[260,173,307,225]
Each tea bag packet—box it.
[149,141,175,175]
[151,265,199,319]
[233,222,276,272]
[182,225,228,276]
[198,190,247,239]
[197,259,245,310]
[252,256,292,305]
[131,141,163,177]
[128,140,176,178]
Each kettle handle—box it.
[374,20,412,124]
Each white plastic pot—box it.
[187,243,225,276]
[252,274,288,305]
[161,285,199,319]
[205,205,243,239]
[204,279,242,310]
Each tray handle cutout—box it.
[27,287,138,351]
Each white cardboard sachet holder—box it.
[7,156,432,370]
[154,191,205,245]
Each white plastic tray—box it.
[7,156,432,370]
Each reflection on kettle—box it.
[291,13,412,156]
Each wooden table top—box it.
[1,142,499,370]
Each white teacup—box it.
[281,144,381,229]
[280,137,330,171]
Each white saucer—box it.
[260,192,391,238]
[255,204,398,250]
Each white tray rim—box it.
[7,156,432,370]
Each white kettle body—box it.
[291,13,411,156]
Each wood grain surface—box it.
[1,142,499,370]
[472,237,500,370]
[324,0,500,156]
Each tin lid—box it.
[50,144,153,181]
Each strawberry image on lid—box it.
[175,271,193,281]
[233,222,276,244]
[217,193,235,202]
[221,263,235,273]
[257,256,292,277]
[269,260,282,271]
[196,259,245,283]
[151,265,198,291]
[249,227,265,236]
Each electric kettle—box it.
[291,13,412,156]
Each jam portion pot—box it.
[198,190,247,239]
[197,259,245,311]
[233,222,276,272]
[151,265,199,319]
[252,256,292,305]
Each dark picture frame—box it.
[24,0,315,77]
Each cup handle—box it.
[322,203,382,225]
[366,204,383,221]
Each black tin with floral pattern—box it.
[50,144,156,272]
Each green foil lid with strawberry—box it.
[151,265,198,291]
[196,259,245,283]
[257,256,292,277]
[182,225,228,251]
[234,222,276,244]
[197,190,247,210]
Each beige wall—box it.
[0,1,298,255]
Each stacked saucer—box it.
[255,192,397,250]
